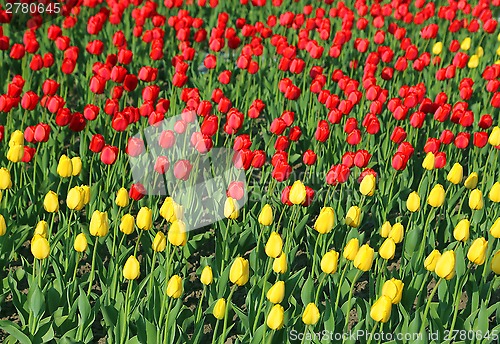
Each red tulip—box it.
[101,145,119,165]
[154,156,170,174]
[89,134,105,153]
[129,183,146,201]
[173,160,193,180]
[303,150,317,165]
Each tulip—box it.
[388,223,404,243]
[71,157,82,176]
[468,55,479,68]
[320,250,339,274]
[90,210,109,237]
[314,207,335,234]
[136,207,153,230]
[200,266,213,285]
[0,215,6,236]
[0,168,12,189]
[432,42,443,55]
[464,173,478,189]
[66,186,85,210]
[224,197,239,219]
[435,251,455,280]
[57,154,73,177]
[31,234,50,259]
[354,244,375,271]
[370,296,392,323]
[345,206,361,228]
[380,221,391,237]
[489,127,500,146]
[168,220,187,246]
[289,180,306,205]
[379,238,396,260]
[265,232,283,258]
[213,298,226,320]
[43,191,59,212]
[490,218,500,238]
[467,238,488,265]
[302,303,320,325]
[120,214,135,235]
[422,152,435,170]
[74,233,88,252]
[123,255,140,280]
[115,187,130,207]
[258,204,273,226]
[273,253,287,274]
[266,281,285,304]
[267,304,285,330]
[152,232,167,252]
[453,219,470,242]
[406,191,420,212]
[360,174,376,196]
[160,197,182,222]
[424,250,441,272]
[166,275,183,298]
[9,130,23,146]
[34,220,48,238]
[7,145,23,162]
[381,278,404,304]
[447,163,463,184]
[491,251,500,275]
[469,189,483,210]
[427,184,445,207]
[489,182,500,202]
[81,185,90,205]
[460,37,471,50]
[229,257,249,286]
[343,238,359,260]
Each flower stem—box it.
[87,236,99,297]
[220,285,237,344]
[420,278,442,333]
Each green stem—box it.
[343,270,362,332]
[366,321,379,344]
[220,285,237,344]
[334,261,349,311]
[87,236,99,297]
[195,285,206,323]
[120,280,133,344]
[147,251,157,297]
[420,278,442,333]
[211,320,220,344]
[163,298,174,344]
[314,273,327,304]
[252,259,273,333]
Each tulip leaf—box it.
[0,320,31,344]
[300,276,314,305]
[28,284,45,319]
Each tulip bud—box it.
[320,250,339,274]
[422,152,435,170]
[464,173,478,189]
[388,223,404,243]
[31,234,50,259]
[90,210,109,237]
[74,233,88,252]
[266,281,285,304]
[66,186,85,210]
[489,182,500,202]
[166,275,183,298]
[406,191,420,212]
[200,266,213,285]
[213,298,226,320]
[7,145,24,163]
[432,42,443,55]
[343,238,359,260]
[224,197,239,219]
[0,215,6,236]
[424,250,441,272]
[490,218,500,238]
[468,55,479,68]
[289,180,306,205]
[258,204,273,226]
[314,207,335,234]
[435,250,455,280]
[491,250,500,275]
[168,220,187,246]
[370,296,392,323]
[380,221,391,237]
[44,191,59,212]
[489,127,500,146]
[123,255,140,280]
[345,206,361,228]
[427,184,445,207]
[9,130,24,146]
[265,232,283,258]
[360,174,376,196]
[446,163,463,184]
[34,220,48,238]
[57,154,73,177]
[160,197,183,222]
[460,37,471,50]
[81,185,90,205]
[71,157,82,176]
[453,219,470,242]
[152,231,167,252]
[267,304,285,330]
[273,253,287,274]
[381,278,404,304]
[136,206,153,230]
[379,238,396,260]
[302,303,320,325]
[115,187,130,207]
[120,214,135,234]
[0,168,12,189]
[467,237,488,265]
[469,189,483,210]
[229,257,250,286]
[354,244,375,271]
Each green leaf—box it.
[300,276,314,305]
[28,284,45,319]
[0,320,31,344]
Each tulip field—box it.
[2,0,500,343]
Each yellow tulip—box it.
[432,42,442,55]
[0,215,6,236]
[302,303,320,325]
[488,127,500,146]
[427,184,445,207]
[379,238,396,260]
[115,187,129,207]
[7,145,24,163]
[422,152,435,170]
[406,191,420,212]
[152,232,167,252]
[168,220,187,246]
[343,238,359,261]
[467,238,488,265]
[273,253,287,274]
[31,234,50,260]
[380,221,391,238]
[435,251,455,280]
[267,304,285,330]
[388,223,404,243]
[71,157,82,176]
[160,197,178,222]
[460,37,471,50]
[289,180,307,205]
[136,207,153,230]
[266,281,285,304]
[224,197,239,219]
[66,186,85,211]
[491,250,500,275]
[489,182,500,202]
[81,185,90,205]
[57,154,73,178]
[265,232,283,258]
[320,250,339,274]
[89,210,109,237]
[381,278,404,304]
[453,219,470,242]
[476,47,484,57]
[424,250,441,272]
[354,244,374,271]
[43,191,59,213]
[74,233,88,252]
[120,214,135,235]
[200,266,213,285]
[359,174,376,196]
[123,255,140,280]
[166,275,183,298]
[314,207,335,234]
[469,189,483,210]
[258,204,273,226]
[490,218,500,238]
[447,163,463,184]
[34,220,48,238]
[213,298,226,320]
[464,173,478,189]
[370,296,392,323]
[9,130,24,146]
[229,257,250,286]
[345,206,361,228]
[0,168,12,189]
[468,55,479,68]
